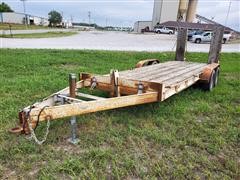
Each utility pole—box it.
[88,11,91,27]
[70,15,73,28]
[225,0,232,26]
[61,11,64,28]
[61,11,63,18]
[20,0,27,27]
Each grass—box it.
[0,31,78,38]
[0,49,239,179]
[0,23,50,30]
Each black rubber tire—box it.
[151,60,159,65]
[222,38,226,44]
[195,39,201,44]
[214,67,219,87]
[202,70,215,91]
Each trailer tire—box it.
[201,70,215,91]
[151,60,159,65]
[214,67,219,87]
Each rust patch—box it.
[200,63,220,82]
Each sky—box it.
[2,0,240,31]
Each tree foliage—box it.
[0,2,14,12]
[48,10,62,26]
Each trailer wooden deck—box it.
[81,61,210,101]
[119,61,207,86]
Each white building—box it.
[134,0,198,32]
[134,21,152,33]
[0,12,49,26]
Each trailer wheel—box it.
[214,67,219,87]
[151,60,159,65]
[201,70,215,91]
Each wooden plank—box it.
[208,26,224,64]
[175,28,187,61]
[82,74,162,93]
[139,63,202,82]
[76,92,106,100]
[83,80,139,95]
[164,76,199,100]
[29,92,159,122]
[120,61,182,79]
[164,65,207,86]
[152,63,206,83]
[119,61,178,76]
[138,62,200,82]
[123,61,192,80]
[119,61,180,78]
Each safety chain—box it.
[26,106,51,145]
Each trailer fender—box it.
[136,59,160,68]
[199,63,220,83]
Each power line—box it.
[225,0,232,26]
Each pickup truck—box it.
[192,31,230,44]
[155,27,173,34]
[187,30,203,41]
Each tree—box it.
[0,2,14,12]
[48,10,62,26]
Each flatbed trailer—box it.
[9,27,224,144]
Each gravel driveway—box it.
[0,31,239,52]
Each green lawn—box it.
[0,49,239,179]
[0,31,78,38]
[0,23,50,30]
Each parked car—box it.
[192,31,230,44]
[155,27,173,34]
[187,30,204,41]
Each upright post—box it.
[208,26,224,64]
[175,28,187,61]
[110,70,120,97]
[68,73,79,144]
